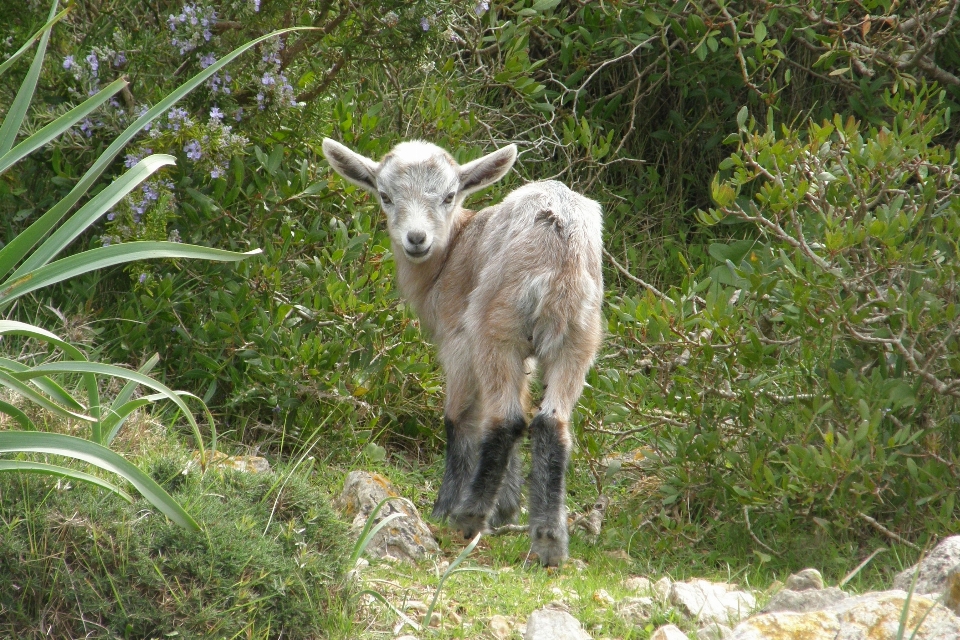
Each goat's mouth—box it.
[403,246,432,261]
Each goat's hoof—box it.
[450,511,487,539]
[529,523,569,567]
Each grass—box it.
[0,401,926,640]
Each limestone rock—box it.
[490,614,514,640]
[669,579,756,625]
[762,587,848,614]
[697,622,732,640]
[784,568,824,592]
[524,608,592,640]
[729,590,960,640]
[195,450,271,473]
[624,576,654,594]
[944,564,960,616]
[335,470,439,564]
[653,576,673,601]
[893,535,960,597]
[616,596,654,626]
[650,624,689,640]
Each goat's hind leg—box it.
[432,415,479,521]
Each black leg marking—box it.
[432,417,477,521]
[488,444,523,528]
[451,415,526,537]
[528,413,570,567]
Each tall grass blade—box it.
[0,243,262,307]
[0,78,127,175]
[0,431,199,530]
[0,459,134,502]
[0,5,70,77]
[0,401,35,430]
[423,532,487,629]
[102,353,160,446]
[0,27,307,282]
[21,154,177,272]
[0,0,59,156]
[348,495,407,567]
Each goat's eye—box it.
[443,192,455,205]
[379,192,392,205]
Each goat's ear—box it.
[458,144,517,197]
[322,138,379,192]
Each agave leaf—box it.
[0,0,59,156]
[0,370,92,422]
[0,357,85,412]
[0,432,198,530]
[0,319,88,360]
[0,4,70,77]
[102,354,160,446]
[0,401,35,430]
[0,27,307,282]
[20,154,177,273]
[0,243,262,308]
[0,78,128,175]
[0,460,134,502]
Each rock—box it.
[593,589,615,606]
[650,624,689,640]
[490,614,514,640]
[616,596,654,626]
[653,576,673,601]
[944,564,960,616]
[334,470,439,564]
[784,568,824,591]
[195,450,271,473]
[893,535,960,597]
[728,590,960,640]
[669,579,756,625]
[698,622,732,640]
[762,587,848,613]
[524,608,592,640]
[624,576,653,594]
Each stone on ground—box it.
[762,587,848,614]
[697,622,732,640]
[335,470,439,563]
[669,579,756,625]
[893,535,960,598]
[524,608,592,640]
[784,568,824,591]
[650,624,689,640]
[615,596,654,626]
[729,590,960,640]
[624,576,654,594]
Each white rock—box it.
[625,576,654,593]
[524,608,592,640]
[893,535,960,596]
[490,614,513,640]
[650,623,689,640]
[762,586,848,614]
[593,589,615,606]
[335,470,439,564]
[728,590,960,640]
[616,597,654,626]
[697,622,732,640]
[669,579,756,626]
[784,568,824,591]
[653,576,673,601]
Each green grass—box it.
[0,431,353,639]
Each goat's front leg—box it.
[432,416,479,521]
[450,414,527,537]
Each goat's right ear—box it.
[322,138,379,192]
[459,144,518,197]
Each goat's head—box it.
[322,139,517,263]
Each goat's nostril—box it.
[407,230,427,246]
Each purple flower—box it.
[124,153,140,168]
[420,17,430,31]
[209,106,223,120]
[139,273,147,284]
[102,237,111,247]
[79,119,94,137]
[63,55,74,70]
[85,52,99,74]
[261,72,275,86]
[475,1,490,15]
[184,140,202,161]
[107,212,115,221]
[253,0,261,11]
[210,165,224,179]
[200,53,216,68]
[113,52,126,67]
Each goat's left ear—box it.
[459,144,517,197]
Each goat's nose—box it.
[407,230,427,246]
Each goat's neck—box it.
[393,208,475,336]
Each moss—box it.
[0,456,353,639]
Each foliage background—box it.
[2,1,960,629]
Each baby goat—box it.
[322,138,603,566]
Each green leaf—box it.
[0,0,59,156]
[737,106,749,130]
[17,155,177,274]
[0,460,133,502]
[0,401,34,430]
[530,0,561,11]
[0,432,198,530]
[755,21,767,43]
[0,242,262,308]
[0,356,85,412]
[0,4,70,77]
[0,370,93,422]
[0,78,128,175]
